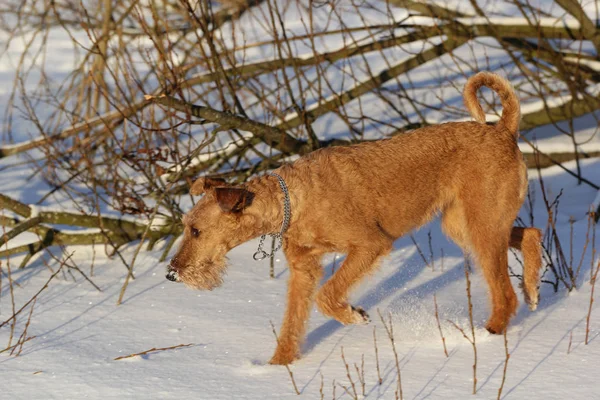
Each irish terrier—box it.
[166,72,542,365]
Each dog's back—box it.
[285,73,527,245]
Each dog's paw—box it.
[350,306,370,325]
[524,288,540,311]
[526,298,538,311]
[485,321,507,335]
[269,351,297,365]
[520,281,540,311]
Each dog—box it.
[166,72,542,365]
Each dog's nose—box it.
[166,269,179,282]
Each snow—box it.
[564,57,600,72]
[455,16,582,29]
[2,1,600,399]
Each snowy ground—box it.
[2,1,600,399]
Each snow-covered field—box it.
[2,1,600,399]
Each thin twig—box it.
[0,336,36,355]
[464,259,478,394]
[428,231,435,271]
[373,326,383,385]
[114,343,194,360]
[0,254,69,329]
[585,259,600,345]
[434,294,449,357]
[378,309,403,400]
[320,372,324,400]
[13,298,37,356]
[332,378,336,400]
[340,346,358,400]
[497,330,510,400]
[410,234,431,270]
[269,321,300,395]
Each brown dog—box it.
[166,72,542,365]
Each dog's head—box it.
[166,177,257,290]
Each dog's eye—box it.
[191,228,200,238]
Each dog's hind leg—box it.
[470,223,518,334]
[510,227,542,310]
[443,200,518,334]
[315,241,392,325]
[270,245,324,365]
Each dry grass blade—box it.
[433,294,449,357]
[585,259,600,345]
[332,378,336,400]
[354,354,365,397]
[373,326,383,385]
[446,259,478,395]
[340,346,358,400]
[497,330,510,400]
[0,254,69,330]
[114,343,194,360]
[0,336,36,355]
[12,298,37,356]
[464,259,478,394]
[319,372,324,400]
[377,309,404,400]
[410,234,431,270]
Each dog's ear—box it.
[190,177,228,196]
[215,187,254,213]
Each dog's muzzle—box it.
[166,268,179,282]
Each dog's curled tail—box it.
[463,72,521,136]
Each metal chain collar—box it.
[253,172,291,261]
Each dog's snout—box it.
[166,269,179,282]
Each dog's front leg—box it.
[316,245,391,325]
[270,247,323,365]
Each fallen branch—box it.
[279,37,467,131]
[145,94,307,155]
[522,150,600,171]
[386,0,469,19]
[0,193,180,259]
[520,136,599,190]
[555,0,600,53]
[0,216,42,245]
[520,97,600,131]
